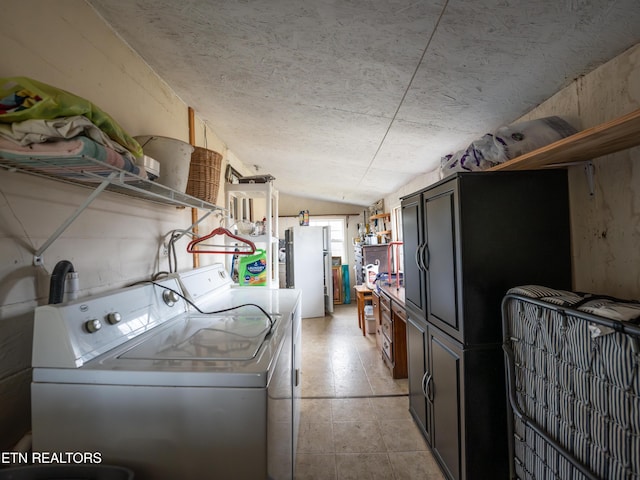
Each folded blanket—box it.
[0,115,136,163]
[507,285,640,338]
[0,135,143,182]
[0,76,143,157]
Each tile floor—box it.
[295,303,446,479]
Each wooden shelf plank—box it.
[489,108,640,171]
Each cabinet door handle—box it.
[421,371,429,397]
[423,243,430,271]
[425,373,434,403]
[416,243,427,271]
[422,243,428,271]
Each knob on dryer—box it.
[162,289,180,306]
[107,312,122,324]
[85,318,102,333]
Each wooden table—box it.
[354,285,373,336]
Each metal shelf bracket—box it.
[584,161,595,197]
[545,160,596,197]
[0,154,225,266]
[171,209,218,243]
[32,172,117,266]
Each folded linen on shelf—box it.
[0,135,144,181]
[0,76,143,157]
[0,115,136,163]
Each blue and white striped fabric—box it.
[503,285,640,480]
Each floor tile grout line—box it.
[301,393,408,400]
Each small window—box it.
[309,218,346,263]
[392,205,402,241]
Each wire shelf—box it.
[0,153,224,262]
[0,153,222,211]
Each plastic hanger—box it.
[186,227,256,255]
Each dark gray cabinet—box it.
[402,170,572,480]
[406,316,431,441]
[400,193,425,316]
[408,311,510,480]
[409,310,463,479]
[424,188,458,334]
[429,330,461,480]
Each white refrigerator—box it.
[285,226,327,318]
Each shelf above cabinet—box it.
[490,107,640,171]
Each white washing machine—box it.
[31,264,301,480]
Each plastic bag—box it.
[494,116,578,160]
[440,150,465,178]
[440,116,578,178]
[0,76,143,157]
[440,137,507,178]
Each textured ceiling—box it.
[88,0,640,206]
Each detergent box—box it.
[238,249,267,286]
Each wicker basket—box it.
[186,146,222,203]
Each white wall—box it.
[278,192,362,296]
[279,193,361,217]
[0,0,251,449]
[385,43,640,300]
[520,44,640,298]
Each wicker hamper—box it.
[186,146,222,203]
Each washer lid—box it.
[119,313,277,362]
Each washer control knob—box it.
[85,318,102,333]
[162,289,180,306]
[106,312,122,324]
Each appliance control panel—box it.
[32,278,187,368]
[177,263,232,307]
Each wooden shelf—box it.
[370,213,390,220]
[489,108,640,171]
